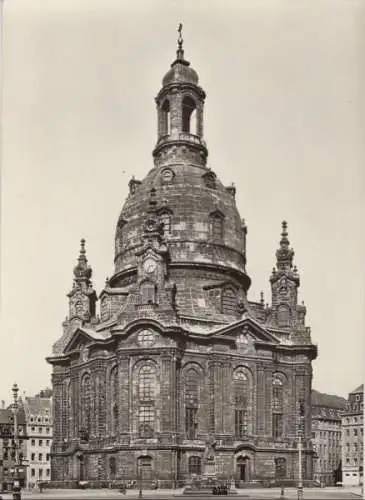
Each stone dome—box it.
[162,60,199,87]
[109,36,251,315]
[112,162,249,290]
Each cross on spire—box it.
[176,22,184,60]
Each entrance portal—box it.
[77,454,85,481]
[238,462,246,481]
[236,456,250,484]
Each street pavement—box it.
[0,487,362,500]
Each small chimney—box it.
[1,400,5,409]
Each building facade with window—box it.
[0,406,27,489]
[341,385,364,486]
[47,34,317,488]
[23,396,53,489]
[311,390,346,486]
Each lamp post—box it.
[12,383,21,500]
[138,461,143,498]
[297,400,305,500]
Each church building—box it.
[47,29,317,488]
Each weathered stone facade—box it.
[311,390,346,486]
[341,385,364,486]
[47,33,317,488]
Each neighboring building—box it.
[22,396,53,489]
[341,384,364,486]
[0,405,28,489]
[47,32,318,487]
[311,390,346,486]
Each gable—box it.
[212,317,281,345]
[63,328,106,354]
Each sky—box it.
[1,0,364,404]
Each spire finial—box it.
[279,220,290,248]
[275,220,294,271]
[73,238,92,282]
[80,238,86,255]
[177,23,184,60]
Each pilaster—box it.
[222,361,233,434]
[119,356,130,434]
[256,364,265,435]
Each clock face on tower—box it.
[143,258,157,274]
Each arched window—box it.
[138,407,155,438]
[109,456,117,479]
[277,305,290,326]
[182,96,197,134]
[272,376,284,438]
[233,370,249,438]
[188,456,201,476]
[161,100,170,135]
[185,369,199,439]
[203,172,216,190]
[159,211,171,234]
[221,287,237,315]
[209,212,224,240]
[140,281,156,305]
[138,365,156,402]
[111,368,119,435]
[75,301,83,316]
[138,365,156,438]
[275,457,286,479]
[80,375,91,441]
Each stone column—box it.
[208,359,222,434]
[160,352,174,433]
[70,369,79,439]
[52,375,64,443]
[197,101,204,138]
[98,365,107,438]
[170,91,182,137]
[119,356,130,435]
[175,357,183,441]
[304,368,312,438]
[294,370,305,432]
[222,361,233,434]
[256,364,265,435]
[208,360,216,434]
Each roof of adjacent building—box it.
[350,384,364,395]
[0,408,26,425]
[22,396,52,417]
[311,389,347,410]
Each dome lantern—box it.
[153,24,208,168]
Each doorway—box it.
[78,454,85,481]
[238,463,246,481]
[236,456,249,484]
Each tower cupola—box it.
[153,24,208,168]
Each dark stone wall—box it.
[50,332,315,485]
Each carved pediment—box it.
[235,328,255,355]
[212,317,281,345]
[63,328,105,354]
[63,331,90,354]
